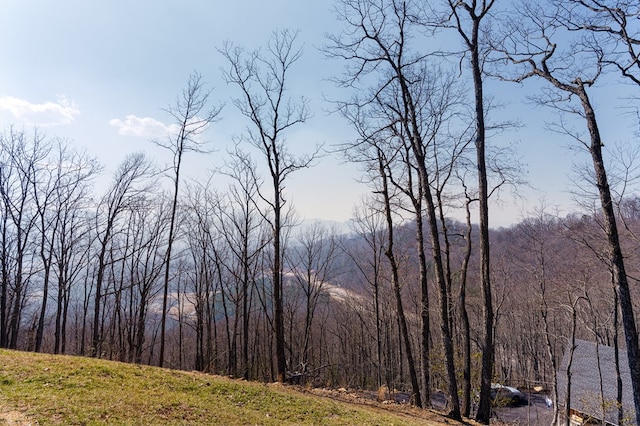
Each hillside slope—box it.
[0,349,464,425]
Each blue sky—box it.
[1,1,636,227]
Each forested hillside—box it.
[2,0,640,425]
[1,131,638,421]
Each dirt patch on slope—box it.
[0,407,35,426]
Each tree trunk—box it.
[92,238,109,357]
[459,199,473,417]
[159,171,179,368]
[408,128,461,419]
[471,27,495,426]
[416,210,432,409]
[578,86,640,426]
[274,193,287,383]
[377,152,422,408]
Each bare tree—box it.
[286,222,337,382]
[91,153,154,357]
[220,29,318,382]
[457,181,475,417]
[121,196,168,364]
[343,201,387,389]
[326,0,463,416]
[213,150,269,379]
[31,141,59,353]
[0,128,48,349]
[32,142,99,353]
[52,174,94,355]
[332,91,427,404]
[182,181,220,373]
[445,0,499,420]
[516,209,563,424]
[496,2,640,422]
[554,0,640,86]
[376,146,423,407]
[155,71,222,367]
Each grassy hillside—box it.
[0,349,461,425]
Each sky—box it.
[1,1,637,228]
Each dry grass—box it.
[0,349,467,425]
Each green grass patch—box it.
[0,349,455,425]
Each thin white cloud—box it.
[109,115,179,138]
[0,95,79,126]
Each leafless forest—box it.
[2,0,640,424]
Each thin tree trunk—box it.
[459,199,473,417]
[613,289,623,426]
[34,259,51,352]
[564,307,578,426]
[377,152,422,408]
[159,173,179,367]
[92,238,109,357]
[273,187,287,383]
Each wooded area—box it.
[2,0,640,424]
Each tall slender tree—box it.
[445,1,498,421]
[375,146,423,407]
[220,29,318,382]
[327,0,464,416]
[497,1,640,422]
[155,71,221,367]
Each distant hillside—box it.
[0,349,462,425]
